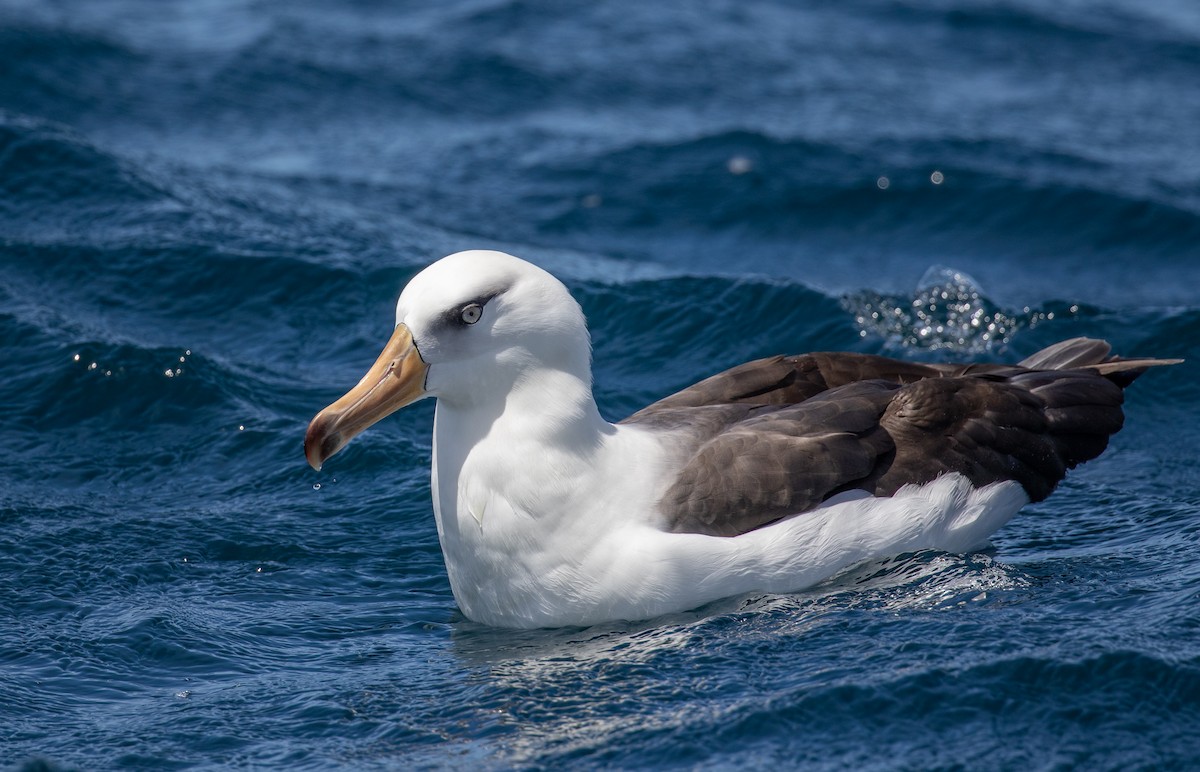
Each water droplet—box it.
[175,690,192,699]
[726,155,753,175]
[238,425,245,431]
[72,354,80,362]
[88,362,98,371]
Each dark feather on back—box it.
[619,338,1177,537]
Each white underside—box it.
[430,405,1030,629]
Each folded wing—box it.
[620,338,1178,537]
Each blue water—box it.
[3,0,1200,768]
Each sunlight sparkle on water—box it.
[843,266,1070,354]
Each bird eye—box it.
[460,303,483,325]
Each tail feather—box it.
[1020,337,1182,387]
[1019,338,1111,370]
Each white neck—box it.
[431,364,614,530]
[428,363,628,622]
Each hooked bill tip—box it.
[304,415,338,472]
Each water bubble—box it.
[931,170,945,184]
[73,354,80,362]
[175,690,192,699]
[164,369,174,378]
[876,176,890,190]
[313,483,321,490]
[238,425,245,431]
[727,155,753,175]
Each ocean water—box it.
[3,0,1200,768]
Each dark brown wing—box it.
[622,353,941,418]
[620,351,1023,422]
[620,339,1178,538]
[650,381,900,536]
[869,370,1124,502]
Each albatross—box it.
[305,250,1178,629]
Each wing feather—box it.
[620,339,1177,537]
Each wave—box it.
[0,115,175,233]
[198,15,564,122]
[897,0,1200,54]
[525,130,1200,251]
[0,20,144,120]
[0,116,421,363]
[14,108,1193,305]
[505,647,1200,769]
[576,274,848,416]
[713,650,1200,769]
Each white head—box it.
[305,250,593,469]
[397,250,591,405]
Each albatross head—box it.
[304,250,591,470]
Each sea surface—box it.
[3,0,1200,768]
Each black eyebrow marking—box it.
[437,287,507,329]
